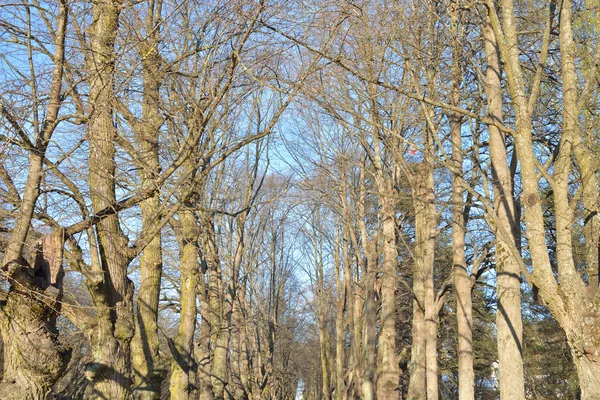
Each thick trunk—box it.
[0,231,69,400]
[169,208,199,400]
[573,353,600,400]
[86,2,135,398]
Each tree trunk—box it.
[201,213,228,400]
[450,5,474,399]
[169,207,199,400]
[196,270,214,400]
[376,187,400,399]
[86,1,136,398]
[334,230,346,400]
[572,351,600,400]
[318,309,332,400]
[131,1,165,397]
[408,162,436,400]
[362,244,377,400]
[484,10,525,400]
[0,230,70,400]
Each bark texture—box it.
[408,161,436,400]
[450,5,474,399]
[86,1,135,398]
[0,230,70,400]
[169,205,199,400]
[131,2,166,397]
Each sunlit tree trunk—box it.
[334,229,346,400]
[408,160,436,400]
[0,230,70,400]
[196,269,214,400]
[376,183,400,399]
[202,213,228,400]
[169,195,200,400]
[487,0,600,398]
[483,12,525,400]
[450,5,474,399]
[131,1,165,397]
[86,1,136,397]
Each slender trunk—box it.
[196,270,214,400]
[362,245,377,400]
[335,300,345,400]
[230,296,246,399]
[408,161,436,400]
[202,214,228,400]
[334,231,346,400]
[342,192,361,398]
[450,5,474,399]
[352,261,364,397]
[131,2,165,397]
[376,187,400,399]
[131,195,163,399]
[169,206,199,400]
[484,13,525,400]
[1,0,67,267]
[318,308,332,400]
[425,267,438,400]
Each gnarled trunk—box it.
[0,230,70,400]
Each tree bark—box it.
[0,230,70,400]
[130,1,165,398]
[450,5,473,399]
[408,160,436,400]
[202,213,228,400]
[484,14,525,400]
[85,1,136,397]
[376,186,400,399]
[169,206,199,400]
[196,269,214,400]
[334,230,346,400]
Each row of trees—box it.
[0,0,599,399]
